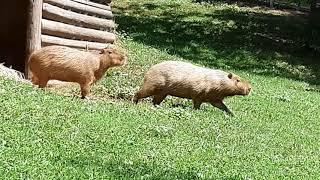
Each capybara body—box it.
[28,45,126,98]
[133,61,251,116]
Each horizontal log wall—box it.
[44,0,113,19]
[42,3,115,30]
[71,0,111,10]
[41,0,116,50]
[42,35,111,50]
[42,19,115,43]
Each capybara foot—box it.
[81,96,90,100]
[132,93,139,104]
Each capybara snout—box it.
[228,73,251,96]
[100,48,127,67]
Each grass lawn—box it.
[1,0,320,179]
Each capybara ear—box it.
[228,73,233,79]
[99,49,105,54]
[101,48,113,55]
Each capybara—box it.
[28,45,126,98]
[133,61,251,116]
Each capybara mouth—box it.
[240,88,251,96]
[245,87,252,95]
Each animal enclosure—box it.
[0,0,115,77]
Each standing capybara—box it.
[28,45,126,98]
[133,61,251,116]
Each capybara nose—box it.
[248,87,251,92]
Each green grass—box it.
[114,0,319,85]
[1,0,320,179]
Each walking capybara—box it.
[133,61,251,116]
[28,45,126,98]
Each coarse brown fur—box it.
[133,61,251,116]
[28,45,126,98]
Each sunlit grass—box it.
[0,0,319,179]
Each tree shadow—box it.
[114,2,320,85]
[194,0,268,7]
[57,156,241,179]
[192,0,310,9]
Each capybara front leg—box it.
[38,78,48,88]
[133,88,154,104]
[152,94,167,105]
[133,90,142,104]
[210,101,234,116]
[31,75,39,85]
[80,83,91,99]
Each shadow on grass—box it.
[57,157,242,179]
[114,2,320,85]
[192,0,310,10]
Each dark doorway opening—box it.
[0,1,29,73]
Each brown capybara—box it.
[133,61,251,116]
[28,45,126,98]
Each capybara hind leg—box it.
[210,101,234,116]
[192,99,202,109]
[80,83,91,99]
[152,94,167,105]
[38,78,48,88]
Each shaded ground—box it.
[193,0,311,10]
[114,1,320,85]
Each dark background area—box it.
[0,0,29,72]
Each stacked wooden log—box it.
[42,0,115,50]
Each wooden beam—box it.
[44,0,113,19]
[42,19,116,43]
[71,0,111,11]
[42,3,115,31]
[26,0,43,78]
[41,35,113,50]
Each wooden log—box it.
[71,0,111,11]
[42,19,116,43]
[41,35,113,50]
[42,3,115,30]
[44,0,113,19]
[26,0,43,78]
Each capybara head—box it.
[227,73,251,96]
[100,48,127,67]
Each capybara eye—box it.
[236,79,240,82]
